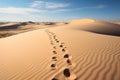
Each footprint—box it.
[66,59,72,65]
[64,54,69,58]
[62,48,66,52]
[63,68,77,80]
[63,68,71,77]
[59,45,63,47]
[55,39,59,42]
[51,64,57,70]
[53,51,57,54]
[53,46,56,49]
[52,56,57,61]
[52,68,77,80]
[56,40,59,43]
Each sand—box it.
[0,19,120,80]
[0,22,67,38]
[113,22,120,25]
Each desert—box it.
[0,19,120,80]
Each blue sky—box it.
[0,0,120,22]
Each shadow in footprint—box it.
[62,48,66,52]
[66,59,72,65]
[63,68,78,80]
[53,51,57,54]
[51,64,57,70]
[63,68,71,77]
[55,39,59,43]
[64,54,69,58]
[59,45,63,47]
[53,46,56,49]
[52,56,57,61]
[56,41,59,43]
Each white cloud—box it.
[45,2,69,9]
[31,1,44,8]
[0,7,45,14]
[31,1,70,9]
[0,13,64,22]
[50,5,106,13]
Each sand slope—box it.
[0,19,120,80]
[70,18,95,24]
[69,19,120,36]
[0,22,67,38]
[113,22,120,25]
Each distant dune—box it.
[113,22,120,25]
[0,19,120,80]
[69,19,120,36]
[70,18,95,24]
[0,22,67,38]
[1,19,120,38]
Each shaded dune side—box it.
[70,20,120,36]
[0,23,28,30]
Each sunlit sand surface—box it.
[0,19,120,80]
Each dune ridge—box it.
[70,18,95,25]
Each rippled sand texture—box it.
[0,19,120,80]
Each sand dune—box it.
[0,19,120,80]
[0,22,67,38]
[0,22,18,27]
[114,22,120,25]
[70,18,95,24]
[69,19,120,36]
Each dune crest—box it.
[70,18,95,25]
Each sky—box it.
[0,0,120,22]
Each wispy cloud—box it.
[31,1,70,9]
[51,5,106,13]
[45,2,69,9]
[31,1,44,8]
[76,5,106,10]
[0,4,106,15]
[0,7,45,14]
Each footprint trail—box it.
[45,29,77,80]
